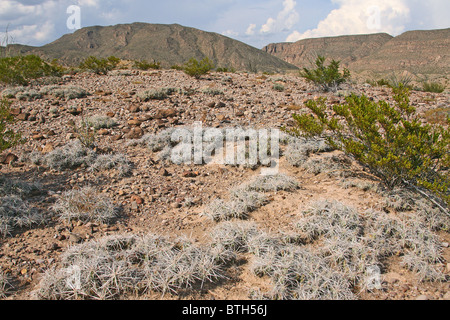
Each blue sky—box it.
[1,0,449,48]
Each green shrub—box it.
[73,118,97,149]
[299,56,350,92]
[284,84,450,208]
[133,59,161,70]
[0,98,22,151]
[422,82,445,93]
[216,67,235,73]
[366,79,390,87]
[79,56,120,75]
[273,83,285,92]
[183,57,215,79]
[170,64,183,70]
[0,55,62,85]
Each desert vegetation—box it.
[79,56,121,75]
[299,55,350,92]
[285,84,450,208]
[0,53,448,301]
[0,55,62,86]
[183,57,215,79]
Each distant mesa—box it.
[263,28,450,77]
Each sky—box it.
[0,0,449,49]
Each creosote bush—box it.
[133,60,161,70]
[299,55,350,92]
[79,56,120,75]
[0,55,62,85]
[183,57,215,79]
[285,84,450,208]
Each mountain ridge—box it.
[4,22,299,73]
[263,28,450,77]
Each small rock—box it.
[415,295,429,300]
[129,105,141,113]
[171,202,181,209]
[0,153,18,164]
[10,108,22,115]
[160,168,170,176]
[216,114,226,121]
[32,134,45,141]
[155,108,177,119]
[182,170,199,178]
[69,233,83,244]
[125,127,143,139]
[16,113,29,121]
[127,119,142,126]
[131,195,144,205]
[48,243,60,251]
[131,201,139,210]
[216,102,226,108]
[112,134,123,141]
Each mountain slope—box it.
[350,28,450,75]
[6,23,298,73]
[263,28,450,77]
[263,33,393,69]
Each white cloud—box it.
[260,0,299,34]
[77,0,100,7]
[287,0,410,42]
[245,23,256,36]
[222,29,239,37]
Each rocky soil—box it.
[0,69,449,300]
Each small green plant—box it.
[183,57,215,79]
[366,78,390,87]
[387,73,414,89]
[0,98,23,151]
[133,59,161,70]
[421,81,445,93]
[299,56,350,92]
[136,87,177,101]
[73,118,97,149]
[0,55,62,85]
[170,64,183,70]
[284,84,450,208]
[273,83,285,92]
[216,67,235,73]
[79,56,120,75]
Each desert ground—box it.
[0,69,449,300]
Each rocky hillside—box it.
[350,28,450,76]
[6,23,298,73]
[0,70,449,301]
[263,33,393,69]
[263,28,450,78]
